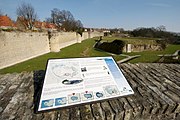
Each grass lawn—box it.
[126,44,180,63]
[0,37,179,74]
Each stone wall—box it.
[0,31,103,69]
[49,32,77,52]
[123,44,163,53]
[0,32,50,69]
[49,32,103,52]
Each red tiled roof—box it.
[45,23,56,29]
[34,21,57,29]
[34,21,42,28]
[0,15,15,27]
[0,15,57,30]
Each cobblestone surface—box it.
[0,63,180,120]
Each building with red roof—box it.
[0,15,58,31]
[0,15,15,29]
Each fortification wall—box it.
[123,44,164,53]
[49,32,77,52]
[90,31,103,38]
[0,32,50,69]
[50,31,103,52]
[0,31,103,69]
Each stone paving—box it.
[0,63,180,120]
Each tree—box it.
[130,26,177,43]
[75,20,83,28]
[16,2,37,30]
[156,25,166,31]
[50,9,75,29]
[75,20,84,36]
[47,8,83,31]
[0,9,3,16]
[45,18,52,23]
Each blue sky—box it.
[0,0,180,32]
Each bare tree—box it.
[16,2,37,30]
[157,25,166,31]
[45,18,52,23]
[47,8,83,31]
[76,20,83,28]
[75,20,84,36]
[52,9,74,28]
[0,9,3,16]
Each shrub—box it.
[94,39,125,54]
[155,39,167,50]
[2,28,14,32]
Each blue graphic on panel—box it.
[84,93,93,99]
[71,96,78,101]
[41,99,54,108]
[96,92,104,98]
[55,97,67,106]
[104,58,124,88]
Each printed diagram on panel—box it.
[49,62,83,85]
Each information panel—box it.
[38,56,134,112]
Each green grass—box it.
[0,37,179,74]
[125,44,180,63]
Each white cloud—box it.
[148,3,171,8]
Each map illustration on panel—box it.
[47,61,83,85]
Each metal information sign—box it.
[38,56,134,112]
